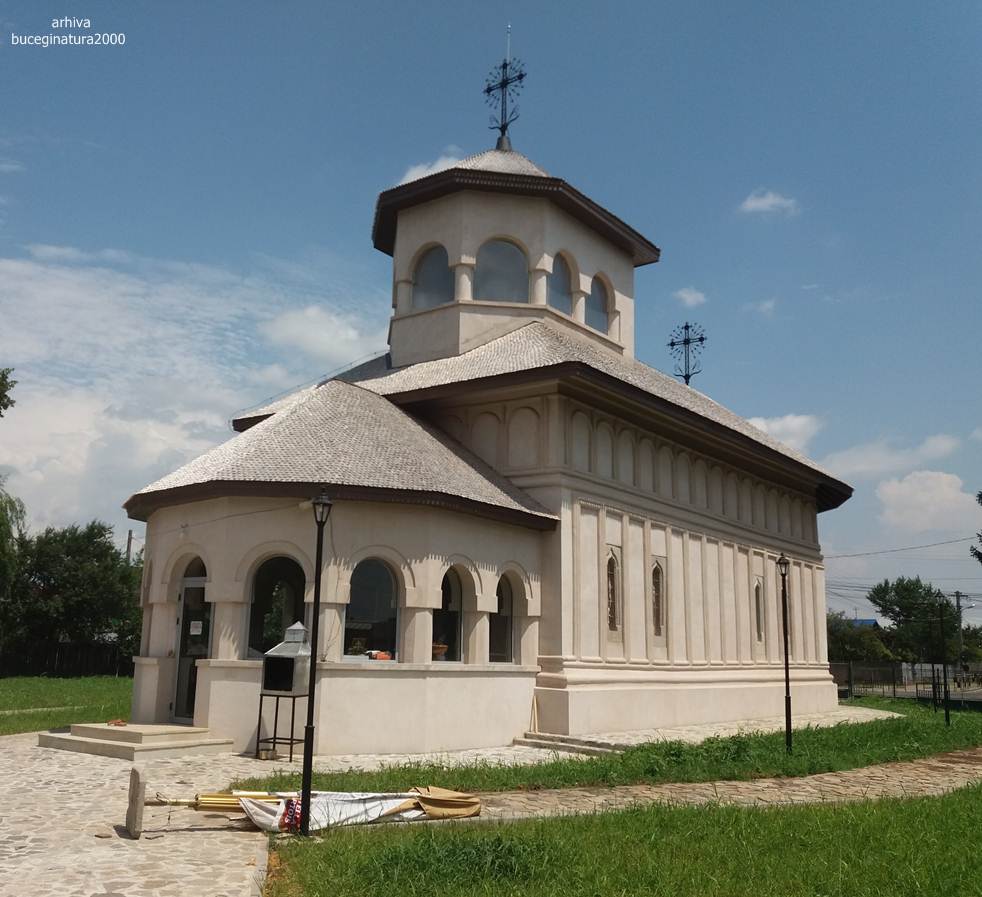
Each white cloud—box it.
[743,299,776,316]
[739,189,799,215]
[970,427,982,443]
[747,413,823,453]
[0,158,24,174]
[0,247,388,540]
[821,434,960,479]
[399,150,463,184]
[877,470,982,533]
[264,306,387,369]
[673,287,707,308]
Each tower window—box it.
[547,254,573,315]
[755,579,765,643]
[652,562,665,639]
[586,277,610,333]
[474,239,529,302]
[606,550,621,632]
[413,245,453,310]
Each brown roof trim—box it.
[382,363,853,513]
[373,169,661,267]
[123,480,557,530]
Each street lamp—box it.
[300,488,332,836]
[776,553,792,754]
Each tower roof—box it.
[372,148,660,267]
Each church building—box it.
[124,106,852,755]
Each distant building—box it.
[124,139,852,754]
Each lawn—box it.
[0,675,132,736]
[267,783,982,897]
[235,698,982,795]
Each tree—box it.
[0,476,26,606]
[826,612,894,662]
[866,577,958,662]
[0,521,141,652]
[0,367,15,417]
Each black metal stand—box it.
[254,692,307,762]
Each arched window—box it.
[754,580,765,643]
[606,551,621,632]
[345,559,398,659]
[490,576,514,663]
[652,562,665,638]
[547,254,573,315]
[413,245,453,310]
[249,556,306,656]
[586,277,610,332]
[434,569,463,661]
[474,239,529,302]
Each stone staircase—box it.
[38,723,235,760]
[512,731,622,756]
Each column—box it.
[454,263,474,302]
[530,268,548,305]
[394,279,412,314]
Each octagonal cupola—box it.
[373,147,660,367]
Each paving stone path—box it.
[479,747,982,821]
[0,705,960,897]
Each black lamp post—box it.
[777,553,792,754]
[300,488,332,836]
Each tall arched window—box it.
[413,245,453,310]
[754,580,765,643]
[345,559,398,659]
[606,551,621,632]
[547,254,573,315]
[586,277,610,332]
[249,556,306,656]
[652,562,665,638]
[434,569,463,661]
[490,576,514,663]
[474,239,529,302]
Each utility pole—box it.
[938,597,951,727]
[126,529,133,566]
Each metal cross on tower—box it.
[483,24,526,151]
[668,322,708,385]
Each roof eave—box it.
[123,480,557,530]
[373,169,660,267]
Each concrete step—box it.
[513,736,618,756]
[38,732,235,761]
[522,731,631,751]
[70,723,213,744]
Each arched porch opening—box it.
[248,556,306,656]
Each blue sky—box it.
[1,1,980,619]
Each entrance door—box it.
[174,579,211,721]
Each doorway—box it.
[174,558,211,722]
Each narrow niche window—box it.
[344,559,398,660]
[546,254,573,315]
[412,245,453,310]
[585,276,610,333]
[652,562,665,639]
[489,576,514,663]
[606,551,621,632]
[754,579,765,643]
[434,569,463,661]
[474,239,529,302]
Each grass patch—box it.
[235,698,982,795]
[0,676,132,736]
[267,783,982,897]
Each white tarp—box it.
[239,787,479,833]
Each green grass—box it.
[236,698,982,795]
[268,783,982,897]
[0,675,132,735]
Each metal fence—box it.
[0,641,134,678]
[830,661,982,708]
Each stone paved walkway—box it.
[479,747,982,820]
[0,705,943,897]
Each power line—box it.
[825,537,976,559]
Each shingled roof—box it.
[232,322,852,511]
[125,379,555,527]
